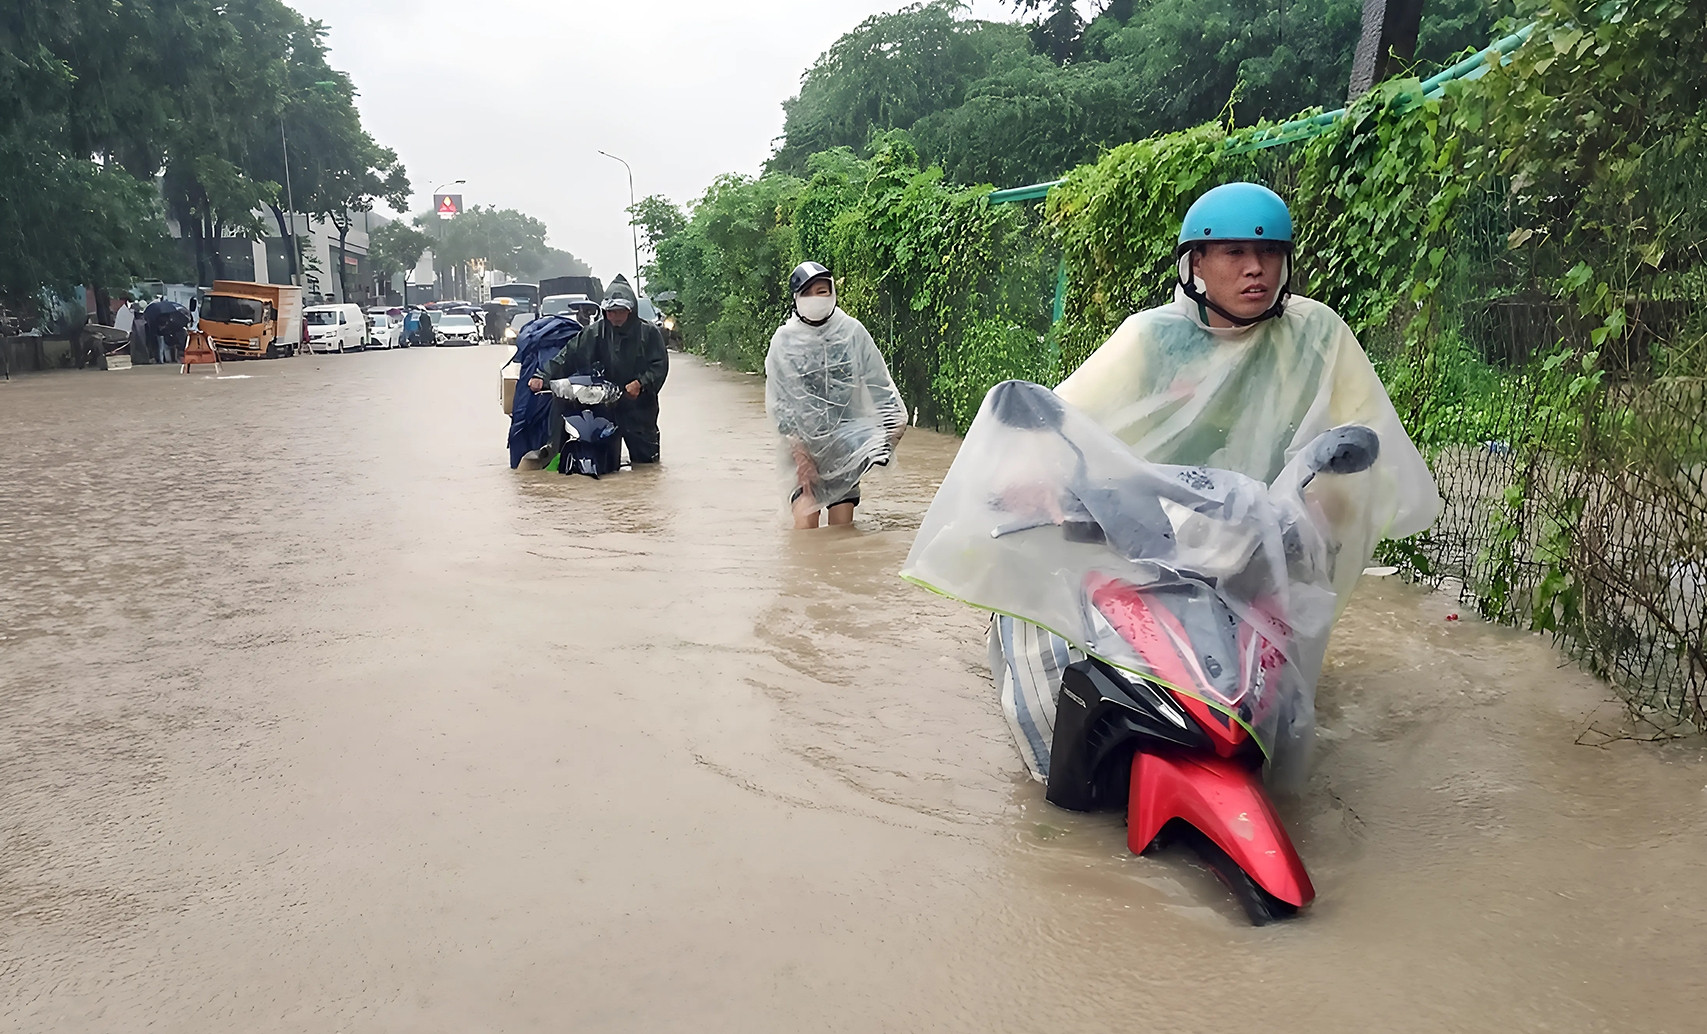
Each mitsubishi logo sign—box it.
[433,193,462,217]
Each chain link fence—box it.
[1371,157,1707,732]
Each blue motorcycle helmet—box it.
[1174,182,1294,327]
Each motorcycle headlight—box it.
[663,317,676,331]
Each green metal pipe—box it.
[988,180,1063,204]
[1420,23,1536,96]
[1051,259,1068,324]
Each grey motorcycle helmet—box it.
[788,261,833,297]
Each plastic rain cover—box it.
[765,309,907,514]
[1052,291,1441,612]
[904,359,1437,777]
[549,376,621,407]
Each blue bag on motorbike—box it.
[561,410,622,478]
[508,315,583,468]
[548,375,624,477]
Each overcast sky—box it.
[290,0,1018,284]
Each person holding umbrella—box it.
[142,299,191,365]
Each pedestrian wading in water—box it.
[970,182,1441,785]
[528,276,669,466]
[765,262,908,529]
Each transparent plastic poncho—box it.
[1053,291,1441,610]
[764,309,908,512]
[903,294,1440,778]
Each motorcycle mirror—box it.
[986,380,1066,432]
[1303,425,1380,476]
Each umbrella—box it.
[142,299,190,329]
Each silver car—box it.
[436,312,480,346]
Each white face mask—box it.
[796,292,836,323]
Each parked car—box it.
[506,311,536,345]
[365,311,401,349]
[539,293,584,317]
[303,303,367,353]
[436,312,481,346]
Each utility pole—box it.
[1347,0,1426,101]
[279,116,298,286]
[278,82,339,288]
[598,150,641,290]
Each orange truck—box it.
[200,281,304,359]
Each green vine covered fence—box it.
[642,1,1707,728]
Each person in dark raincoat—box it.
[527,276,668,464]
[143,300,191,364]
[507,314,580,468]
[402,310,433,347]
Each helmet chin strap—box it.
[1177,253,1291,327]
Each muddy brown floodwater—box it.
[3,347,1705,1032]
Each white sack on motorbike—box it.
[549,377,621,406]
[764,309,907,511]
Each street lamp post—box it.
[598,150,640,290]
[278,81,340,288]
[279,116,298,285]
[432,178,464,302]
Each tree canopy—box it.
[0,0,410,311]
[767,0,1509,188]
[414,207,590,280]
[368,221,433,284]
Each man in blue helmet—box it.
[991,182,1440,784]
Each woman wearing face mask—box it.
[765,262,908,529]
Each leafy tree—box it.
[320,136,410,300]
[244,18,368,278]
[775,0,1504,190]
[768,2,1030,173]
[630,196,687,258]
[413,205,586,289]
[1028,0,1086,65]
[1,0,412,310]
[0,0,182,310]
[153,0,310,284]
[640,173,804,367]
[1473,0,1707,370]
[530,248,594,279]
[369,220,432,292]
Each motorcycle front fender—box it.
[1127,750,1315,908]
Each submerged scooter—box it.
[547,375,624,478]
[903,381,1380,924]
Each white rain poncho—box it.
[765,308,907,512]
[1054,290,1439,609]
[902,291,1440,779]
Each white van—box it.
[303,304,368,353]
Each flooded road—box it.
[3,347,1705,1032]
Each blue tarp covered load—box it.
[507,314,580,468]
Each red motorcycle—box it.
[1045,574,1316,923]
[906,380,1379,924]
[1037,441,1374,922]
